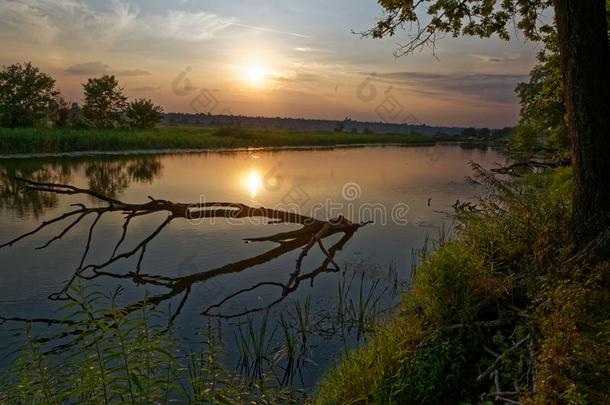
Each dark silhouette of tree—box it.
[477,128,491,138]
[126,98,164,129]
[491,127,515,139]
[461,127,477,138]
[82,75,127,128]
[48,95,71,128]
[0,62,58,128]
[368,0,610,247]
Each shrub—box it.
[126,99,164,129]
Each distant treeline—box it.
[164,112,514,138]
[0,62,163,130]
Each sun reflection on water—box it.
[245,170,263,199]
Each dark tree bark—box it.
[553,0,610,245]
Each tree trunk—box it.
[553,0,610,245]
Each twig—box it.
[477,334,531,382]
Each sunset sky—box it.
[0,0,550,127]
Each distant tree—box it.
[478,128,491,138]
[82,75,127,128]
[0,62,58,127]
[67,103,85,128]
[48,96,71,128]
[126,99,164,129]
[461,127,477,138]
[492,127,516,139]
[511,124,540,151]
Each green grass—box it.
[316,166,610,404]
[0,285,304,404]
[0,126,434,154]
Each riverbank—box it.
[0,126,434,155]
[316,167,610,404]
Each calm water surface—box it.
[0,145,506,387]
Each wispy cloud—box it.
[131,86,160,92]
[469,54,521,63]
[145,10,235,42]
[65,61,109,75]
[0,1,237,46]
[65,61,150,77]
[366,71,528,104]
[224,21,312,39]
[115,69,150,77]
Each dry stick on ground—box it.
[0,177,370,324]
[477,334,532,382]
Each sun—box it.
[246,65,266,86]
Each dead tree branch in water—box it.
[0,177,370,329]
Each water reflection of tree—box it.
[84,157,161,197]
[0,156,162,218]
[0,161,72,218]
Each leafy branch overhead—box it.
[367,0,552,56]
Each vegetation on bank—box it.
[316,166,610,404]
[0,126,434,154]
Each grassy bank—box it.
[316,166,610,404]
[0,127,434,154]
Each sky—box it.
[0,0,549,128]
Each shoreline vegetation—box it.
[316,166,610,404]
[0,126,437,155]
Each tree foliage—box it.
[461,127,477,137]
[516,2,610,151]
[369,0,552,56]
[0,62,58,128]
[515,29,566,149]
[82,75,128,129]
[126,99,163,129]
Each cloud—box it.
[0,1,60,42]
[273,72,320,83]
[469,54,520,63]
[131,86,160,92]
[145,10,235,41]
[66,61,150,77]
[0,0,138,45]
[365,71,528,104]
[224,21,312,39]
[0,1,236,47]
[293,47,330,53]
[65,61,109,75]
[115,69,150,77]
